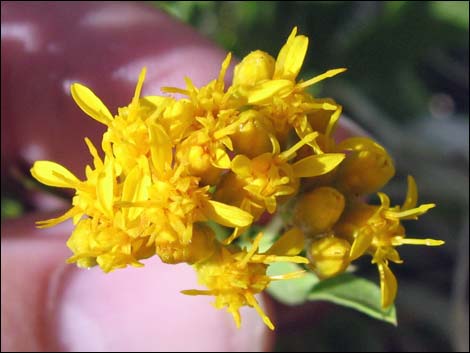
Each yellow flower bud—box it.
[214,172,247,207]
[334,201,376,236]
[156,223,217,265]
[186,223,218,264]
[294,187,345,235]
[231,110,274,158]
[336,137,395,195]
[214,172,265,221]
[185,145,222,185]
[233,50,275,87]
[307,235,351,279]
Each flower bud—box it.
[156,223,217,265]
[336,137,395,195]
[307,235,351,279]
[294,186,345,235]
[214,172,265,221]
[184,144,221,185]
[231,110,274,158]
[233,50,275,87]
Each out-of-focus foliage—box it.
[1,197,23,219]
[155,1,468,352]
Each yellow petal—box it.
[246,79,293,104]
[149,124,172,175]
[132,67,146,103]
[121,165,151,221]
[161,86,189,95]
[70,83,113,125]
[325,105,342,137]
[377,192,391,209]
[36,207,81,228]
[217,53,232,86]
[386,247,404,264]
[297,68,347,89]
[392,237,445,246]
[180,289,212,296]
[378,262,398,308]
[97,160,114,216]
[277,35,309,80]
[386,203,435,220]
[274,27,298,79]
[402,175,418,210]
[246,293,275,330]
[212,148,231,169]
[84,137,103,170]
[292,153,345,178]
[270,270,306,280]
[31,161,80,188]
[267,227,304,256]
[279,132,318,161]
[239,233,263,268]
[231,155,252,177]
[229,308,242,329]
[203,200,253,227]
[349,232,373,260]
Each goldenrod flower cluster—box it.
[31,28,443,329]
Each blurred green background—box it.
[151,1,468,352]
[1,1,468,352]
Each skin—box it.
[1,2,362,351]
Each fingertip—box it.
[56,257,272,351]
[1,219,71,351]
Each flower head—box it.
[183,229,308,330]
[335,176,444,307]
[30,26,443,327]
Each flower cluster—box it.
[31,28,443,329]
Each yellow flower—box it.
[232,133,344,213]
[234,27,346,143]
[335,176,444,307]
[31,69,255,272]
[117,124,254,255]
[66,218,154,272]
[163,53,243,115]
[174,109,248,185]
[29,25,441,328]
[30,137,116,228]
[71,68,156,175]
[217,133,344,244]
[182,229,308,330]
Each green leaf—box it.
[267,262,319,305]
[307,273,397,325]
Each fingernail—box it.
[57,257,269,351]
